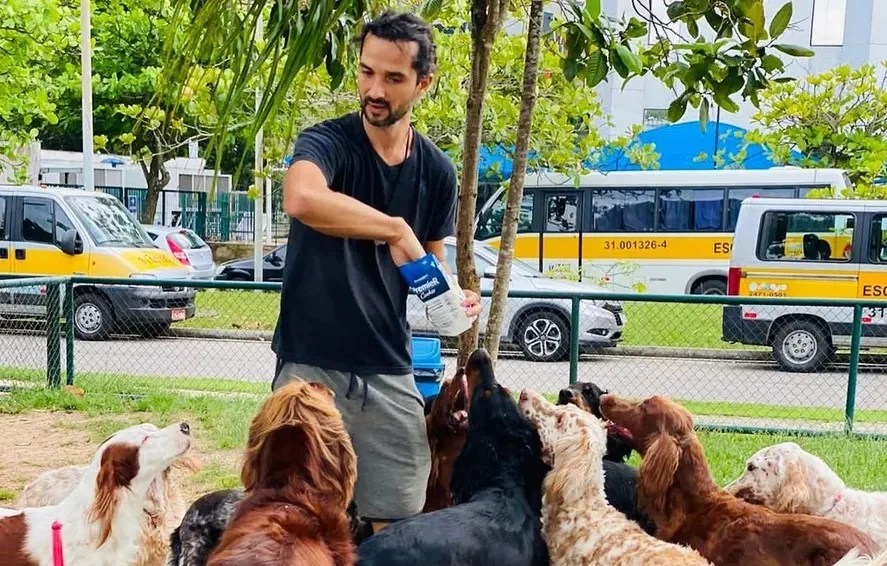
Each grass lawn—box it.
[178,290,747,350]
[0,383,886,503]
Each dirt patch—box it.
[0,411,242,505]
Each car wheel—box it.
[73,293,113,341]
[771,320,833,372]
[516,310,569,362]
[693,278,727,295]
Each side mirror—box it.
[267,253,282,266]
[482,265,497,279]
[58,229,83,256]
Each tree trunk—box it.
[455,0,509,368]
[139,151,171,224]
[482,0,544,364]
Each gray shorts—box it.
[271,361,431,520]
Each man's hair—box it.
[359,11,437,80]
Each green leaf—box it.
[713,89,741,113]
[668,94,689,122]
[769,2,793,39]
[699,97,710,131]
[584,0,601,19]
[585,49,609,86]
[774,44,816,57]
[761,54,784,73]
[687,18,699,39]
[420,0,444,20]
[748,0,765,38]
[719,72,745,95]
[615,44,642,75]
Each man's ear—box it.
[417,73,434,96]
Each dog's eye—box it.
[747,463,756,472]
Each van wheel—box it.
[693,279,727,295]
[74,294,113,341]
[772,321,833,372]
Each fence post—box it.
[45,282,62,389]
[65,279,75,386]
[844,304,863,434]
[569,297,580,385]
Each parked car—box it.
[142,224,217,281]
[407,237,626,362]
[214,244,287,282]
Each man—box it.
[270,11,482,530]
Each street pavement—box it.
[3,332,887,415]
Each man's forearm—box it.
[284,161,403,243]
[293,188,404,242]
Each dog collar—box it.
[823,492,843,515]
[52,521,64,566]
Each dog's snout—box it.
[557,389,573,403]
[519,390,528,402]
[180,422,191,435]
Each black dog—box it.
[601,460,657,535]
[165,489,373,565]
[357,348,549,566]
[558,381,634,463]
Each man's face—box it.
[358,33,432,128]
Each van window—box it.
[54,207,75,243]
[66,195,153,248]
[22,200,54,244]
[475,192,535,240]
[658,188,724,231]
[592,189,655,232]
[726,187,795,231]
[757,211,855,262]
[0,197,6,240]
[545,194,579,232]
[870,215,887,263]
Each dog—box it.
[356,348,549,566]
[206,380,358,566]
[423,368,469,512]
[165,490,373,566]
[0,422,192,566]
[600,393,880,566]
[519,389,712,565]
[16,448,200,566]
[725,442,887,548]
[558,381,634,463]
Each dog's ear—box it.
[638,431,681,515]
[775,460,813,513]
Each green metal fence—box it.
[2,276,887,438]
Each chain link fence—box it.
[2,276,887,437]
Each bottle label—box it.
[399,254,474,336]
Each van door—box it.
[11,196,89,316]
[0,194,10,277]
[14,197,89,277]
[540,191,583,274]
[859,210,887,346]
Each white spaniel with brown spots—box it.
[726,442,887,548]
[518,388,712,566]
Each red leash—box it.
[51,521,64,566]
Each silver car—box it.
[142,224,217,280]
[406,237,626,362]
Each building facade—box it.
[585,0,878,138]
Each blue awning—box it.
[475,121,798,181]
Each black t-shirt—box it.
[271,112,458,375]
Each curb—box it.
[168,327,885,365]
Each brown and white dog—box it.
[0,422,192,566]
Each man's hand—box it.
[462,288,481,319]
[388,218,426,266]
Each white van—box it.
[722,197,887,371]
[0,185,196,339]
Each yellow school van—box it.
[0,185,196,339]
[722,197,887,371]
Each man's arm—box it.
[283,160,425,262]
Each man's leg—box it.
[272,362,431,523]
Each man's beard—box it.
[360,96,410,127]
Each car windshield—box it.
[65,195,154,248]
